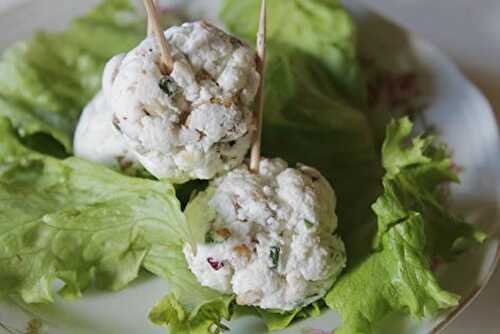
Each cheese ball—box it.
[183,158,346,311]
[74,54,138,170]
[108,21,260,183]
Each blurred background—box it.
[0,0,499,333]
[364,0,500,124]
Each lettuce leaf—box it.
[145,245,234,334]
[324,118,486,334]
[326,214,460,334]
[220,0,365,102]
[373,118,486,256]
[0,117,187,303]
[0,112,234,331]
[257,301,323,331]
[0,0,145,152]
[183,187,217,247]
[144,187,235,333]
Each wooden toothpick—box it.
[249,0,267,174]
[146,0,156,35]
[143,0,174,74]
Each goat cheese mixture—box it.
[74,54,138,170]
[184,158,346,311]
[108,21,260,183]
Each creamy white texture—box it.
[109,21,259,183]
[184,158,346,311]
[74,54,138,169]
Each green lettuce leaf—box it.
[145,245,234,334]
[325,117,486,334]
[220,0,365,102]
[144,187,235,333]
[0,113,234,332]
[183,187,217,247]
[326,214,460,334]
[380,117,434,177]
[257,301,324,331]
[0,0,145,152]
[0,117,187,303]
[373,118,486,256]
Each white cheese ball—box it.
[184,158,346,311]
[108,21,260,183]
[74,54,138,170]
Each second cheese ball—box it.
[74,54,139,170]
[183,158,346,311]
[109,21,260,183]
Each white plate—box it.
[0,1,499,334]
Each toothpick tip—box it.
[143,0,173,74]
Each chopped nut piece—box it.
[196,69,211,81]
[215,228,232,239]
[223,99,233,108]
[233,244,251,258]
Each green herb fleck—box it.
[159,76,178,96]
[270,246,280,269]
[205,231,215,244]
[204,229,229,244]
[304,220,314,229]
[111,116,122,134]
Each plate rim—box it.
[432,243,499,334]
[377,13,500,332]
